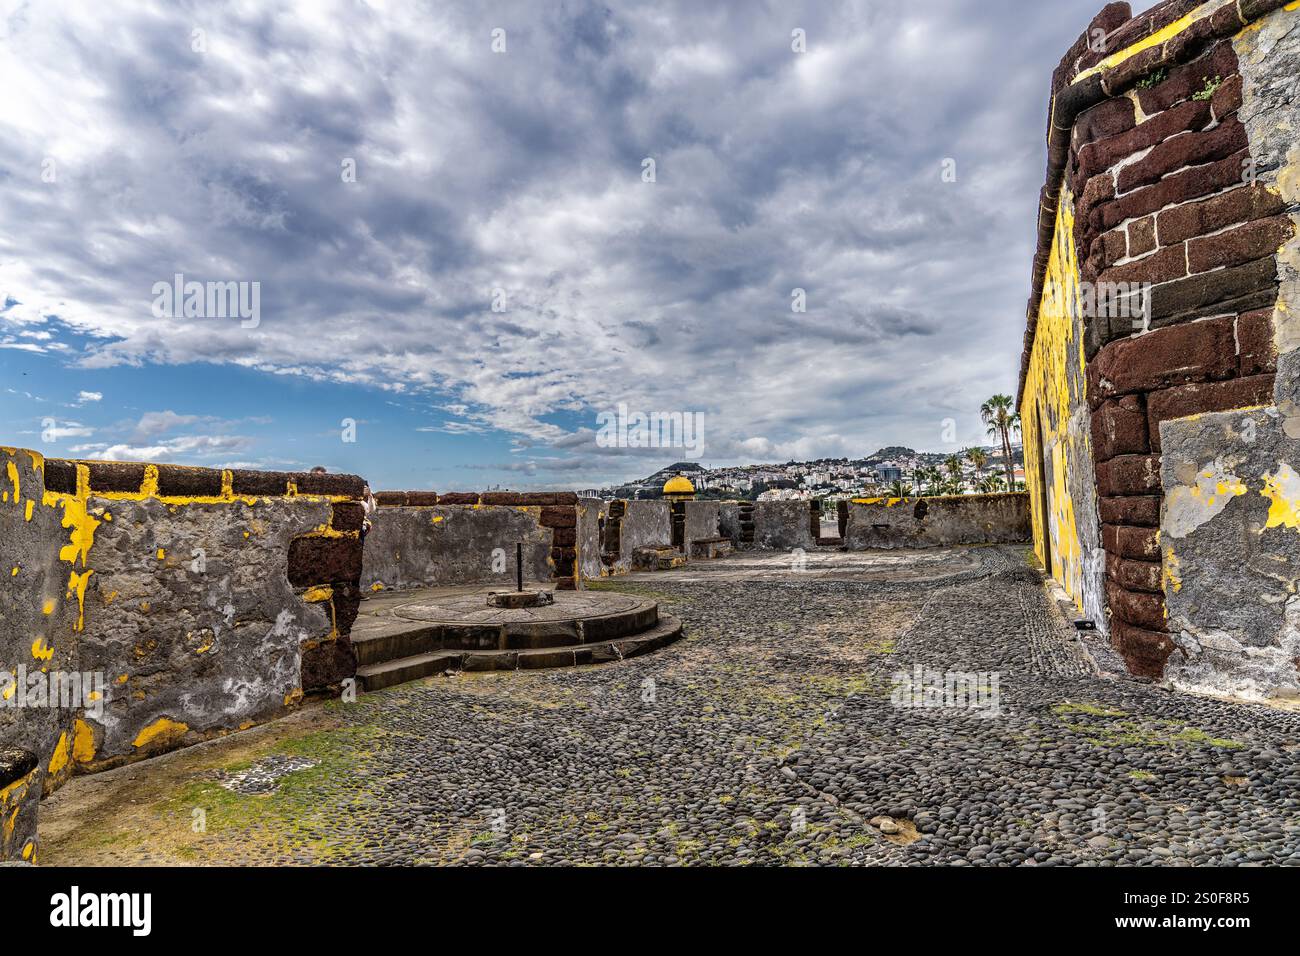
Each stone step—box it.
[816,536,845,547]
[356,615,684,691]
[357,650,465,691]
[351,620,445,666]
[631,546,686,571]
[351,598,659,665]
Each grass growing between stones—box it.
[1050,703,1244,750]
[151,723,392,864]
[585,579,680,603]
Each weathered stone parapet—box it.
[596,500,672,575]
[0,447,366,860]
[363,493,579,590]
[843,494,1031,550]
[750,500,818,551]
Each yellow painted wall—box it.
[1020,188,1099,615]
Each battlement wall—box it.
[0,447,366,861]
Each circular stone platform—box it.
[353,589,684,690]
[393,589,647,625]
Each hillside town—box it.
[574,393,1026,500]
[584,442,1026,502]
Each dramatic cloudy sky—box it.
[0,0,1109,489]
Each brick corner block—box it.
[288,535,363,587]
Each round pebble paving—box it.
[39,546,1300,867]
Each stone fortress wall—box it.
[0,441,1030,863]
[362,491,581,592]
[0,445,366,862]
[1019,0,1300,698]
[843,495,1032,549]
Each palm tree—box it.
[944,454,965,494]
[915,466,938,496]
[976,475,999,494]
[965,446,987,476]
[888,478,912,498]
[981,395,1020,489]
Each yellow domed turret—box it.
[663,473,696,500]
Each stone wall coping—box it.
[42,457,364,500]
[373,491,578,506]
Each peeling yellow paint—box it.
[1021,185,1090,612]
[72,719,96,763]
[1165,460,1249,538]
[1262,462,1300,529]
[30,637,54,662]
[132,717,189,749]
[47,732,70,775]
[66,569,93,630]
[1074,2,1226,84]
[371,582,385,592]
[42,599,55,615]
[302,585,333,603]
[1163,547,1183,594]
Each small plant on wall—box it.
[1192,75,1223,100]
[1134,67,1167,89]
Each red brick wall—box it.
[1020,1,1296,677]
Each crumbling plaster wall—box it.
[718,502,743,545]
[78,496,333,768]
[0,450,365,861]
[365,491,581,589]
[1015,0,1299,691]
[611,500,673,572]
[0,448,80,863]
[577,498,605,580]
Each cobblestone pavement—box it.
[41,546,1300,866]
